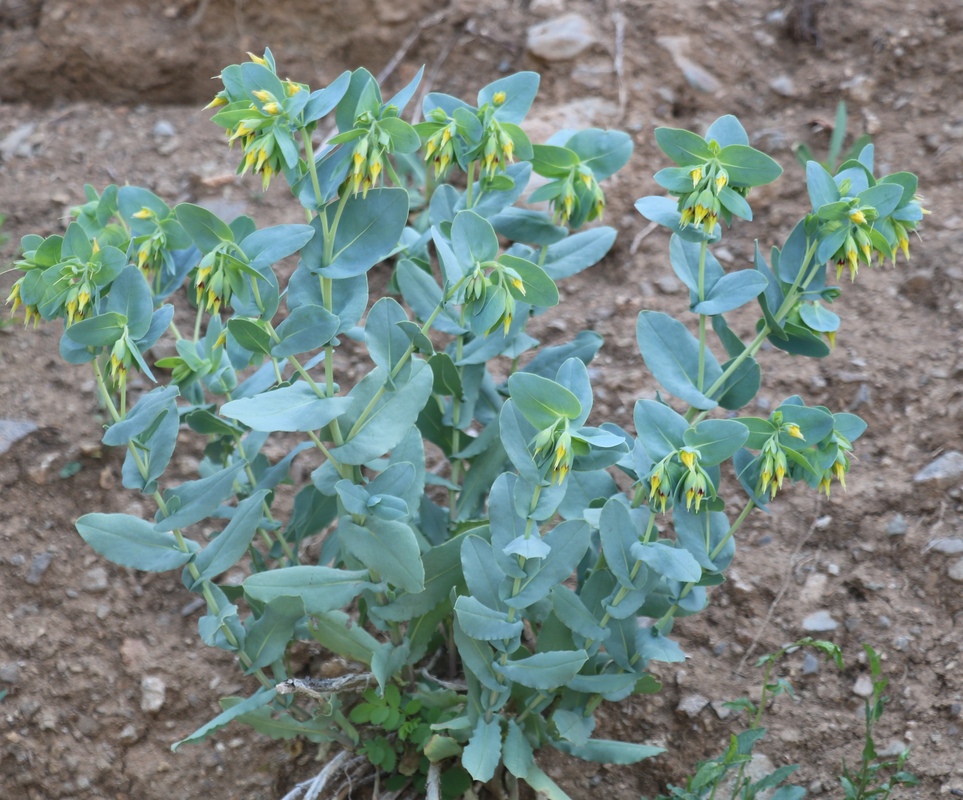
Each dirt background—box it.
[1,0,962,798]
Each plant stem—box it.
[697,239,708,391]
[465,161,477,208]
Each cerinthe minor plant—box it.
[6,48,923,799]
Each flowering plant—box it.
[7,49,922,798]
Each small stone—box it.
[949,703,961,719]
[827,563,840,576]
[852,674,874,698]
[118,723,140,744]
[770,75,795,96]
[152,120,176,137]
[0,419,37,455]
[927,537,963,554]
[799,572,828,604]
[801,610,838,632]
[655,275,683,295]
[526,14,596,62]
[947,558,963,583]
[801,652,820,675]
[141,676,167,713]
[877,739,907,758]
[0,123,37,160]
[877,615,892,628]
[710,700,732,720]
[886,514,908,536]
[841,74,875,105]
[913,451,963,489]
[25,552,53,586]
[676,693,709,719]
[81,567,109,593]
[893,636,911,651]
[121,639,150,673]
[0,663,20,683]
[656,35,721,93]
[779,727,803,743]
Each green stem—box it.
[696,239,708,391]
[448,335,465,521]
[465,161,477,208]
[193,303,204,341]
[300,126,325,215]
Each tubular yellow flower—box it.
[262,102,281,116]
[849,209,866,225]
[715,168,728,191]
[786,423,804,440]
[492,91,507,106]
[132,207,154,220]
[690,167,702,187]
[252,90,273,103]
[510,277,525,295]
[247,52,269,66]
[679,448,697,470]
[205,94,229,109]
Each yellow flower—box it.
[849,209,866,225]
[262,102,281,116]
[492,91,507,106]
[252,89,273,103]
[509,276,525,295]
[690,167,702,187]
[247,52,269,66]
[679,448,697,470]
[132,207,154,220]
[785,423,804,440]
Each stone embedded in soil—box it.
[769,75,795,96]
[799,572,828,604]
[140,675,167,713]
[801,610,838,632]
[947,558,963,583]
[801,652,820,675]
[152,119,176,137]
[913,450,963,489]
[656,35,721,93]
[886,513,908,536]
[25,551,53,586]
[710,700,732,719]
[927,537,963,554]
[676,693,710,719]
[0,662,20,683]
[0,419,37,456]
[526,13,596,61]
[81,567,110,593]
[852,674,874,697]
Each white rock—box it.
[676,693,709,719]
[799,572,828,604]
[948,558,963,583]
[913,451,963,488]
[527,14,596,62]
[81,567,110,593]
[927,537,963,554]
[141,675,167,713]
[770,75,795,97]
[852,674,874,697]
[801,610,838,632]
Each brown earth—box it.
[1,0,962,798]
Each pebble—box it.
[770,75,795,97]
[655,275,683,295]
[0,419,37,455]
[886,514,908,536]
[0,662,20,683]
[852,674,874,698]
[877,615,892,628]
[913,450,963,488]
[0,123,36,160]
[801,610,838,632]
[81,567,110,593]
[118,723,140,744]
[801,652,820,675]
[25,551,53,586]
[526,14,596,61]
[656,36,721,93]
[799,572,828,604]
[676,693,709,719]
[927,537,963,554]
[141,675,167,713]
[710,700,732,720]
[152,120,176,137]
[947,558,963,583]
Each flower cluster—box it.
[463,261,526,337]
[531,419,574,485]
[676,163,743,234]
[348,133,386,197]
[479,117,516,178]
[757,422,804,499]
[208,53,304,191]
[194,246,243,314]
[423,115,458,180]
[550,167,605,227]
[647,447,715,514]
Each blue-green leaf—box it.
[634,398,688,461]
[272,305,340,357]
[75,513,197,572]
[462,717,503,783]
[192,490,268,585]
[693,271,768,316]
[636,311,720,410]
[171,688,276,752]
[156,463,246,532]
[174,203,234,253]
[454,595,522,641]
[629,541,701,582]
[318,188,409,278]
[243,595,305,671]
[494,650,588,690]
[243,566,381,613]
[220,384,355,433]
[542,227,617,280]
[508,372,581,429]
[339,517,425,593]
[554,738,665,765]
[683,419,749,465]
